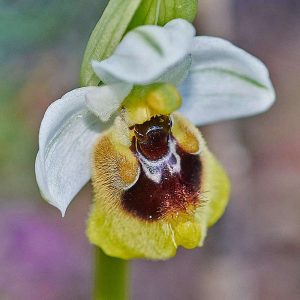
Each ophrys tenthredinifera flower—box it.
[36,19,275,259]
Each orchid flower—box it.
[35,19,275,259]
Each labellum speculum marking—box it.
[88,111,230,259]
[122,115,202,221]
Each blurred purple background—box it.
[0,1,299,299]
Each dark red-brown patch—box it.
[122,116,202,221]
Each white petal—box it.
[92,19,195,85]
[36,87,110,215]
[157,56,192,86]
[179,36,276,125]
[85,83,133,122]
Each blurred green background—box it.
[0,0,299,299]
[0,0,108,197]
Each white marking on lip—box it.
[136,138,181,184]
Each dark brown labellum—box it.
[122,116,202,221]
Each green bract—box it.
[80,0,198,86]
[128,0,198,29]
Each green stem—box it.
[93,247,129,300]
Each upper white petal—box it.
[85,83,133,122]
[36,87,110,215]
[179,36,276,125]
[92,19,195,85]
[156,56,192,86]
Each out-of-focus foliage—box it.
[0,0,108,197]
[0,81,35,196]
[0,0,109,61]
